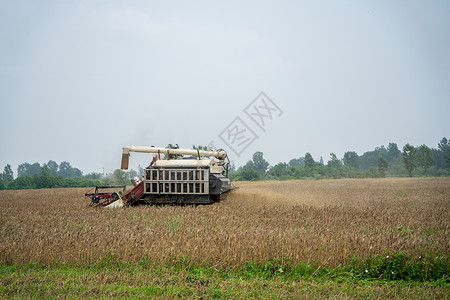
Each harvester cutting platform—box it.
[85,145,233,207]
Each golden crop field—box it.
[1,177,448,268]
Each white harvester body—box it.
[119,145,232,205]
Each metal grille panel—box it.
[144,168,209,195]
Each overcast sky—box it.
[1,0,449,175]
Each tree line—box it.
[0,160,139,190]
[229,138,450,181]
[1,138,448,189]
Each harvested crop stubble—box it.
[0,178,448,268]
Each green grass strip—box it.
[0,252,448,299]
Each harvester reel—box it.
[84,186,127,208]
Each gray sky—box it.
[1,0,449,176]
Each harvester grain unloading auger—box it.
[85,145,234,207]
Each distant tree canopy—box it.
[2,164,14,184]
[5,170,104,190]
[104,169,130,186]
[417,144,433,176]
[359,146,387,170]
[43,160,58,175]
[243,151,269,174]
[58,161,82,178]
[16,160,82,179]
[402,144,417,177]
[231,151,269,181]
[1,160,124,190]
[230,168,260,181]
[304,153,315,168]
[327,153,343,179]
[438,138,450,169]
[2,138,449,189]
[378,157,388,178]
[17,162,41,177]
[343,151,359,169]
[387,143,402,164]
[288,157,304,167]
[270,163,288,178]
[229,138,449,181]
[252,152,270,173]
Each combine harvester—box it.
[85,145,233,207]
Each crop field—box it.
[0,178,449,298]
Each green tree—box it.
[304,153,315,168]
[104,169,130,186]
[72,168,83,178]
[251,151,269,174]
[2,164,14,183]
[33,167,57,189]
[58,161,82,178]
[328,153,342,168]
[417,144,433,176]
[43,160,58,175]
[359,146,388,170]
[342,165,361,178]
[288,157,304,167]
[84,172,103,180]
[7,175,34,190]
[431,148,445,170]
[0,178,4,190]
[243,160,255,170]
[438,137,450,169]
[17,163,28,177]
[113,169,129,185]
[377,157,388,178]
[365,167,379,178]
[58,161,72,177]
[17,162,41,176]
[438,137,449,151]
[327,153,343,178]
[269,163,288,178]
[387,143,401,163]
[402,144,416,177]
[232,168,261,181]
[343,151,359,169]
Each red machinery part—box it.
[124,181,144,205]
